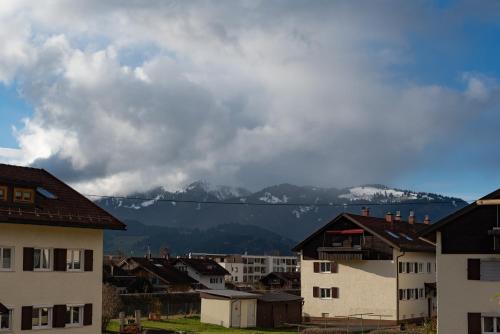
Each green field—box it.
[107,316,298,334]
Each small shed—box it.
[199,289,258,328]
[257,292,303,328]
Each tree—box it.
[102,284,123,332]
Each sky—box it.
[0,1,500,200]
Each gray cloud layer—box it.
[1,1,499,194]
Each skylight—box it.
[385,230,400,239]
[36,187,58,199]
[400,233,413,241]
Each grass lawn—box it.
[107,316,298,334]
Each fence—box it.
[120,292,200,317]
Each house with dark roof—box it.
[172,258,230,289]
[0,163,125,333]
[118,257,197,292]
[293,208,436,325]
[259,271,300,290]
[421,189,500,334]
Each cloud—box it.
[1,1,500,194]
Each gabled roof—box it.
[421,188,500,236]
[173,258,230,276]
[0,164,125,230]
[124,257,197,285]
[293,213,434,253]
[261,271,300,282]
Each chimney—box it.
[408,211,415,224]
[361,207,370,217]
[424,215,431,225]
[385,212,393,223]
[395,210,401,222]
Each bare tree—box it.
[102,283,123,332]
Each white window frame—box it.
[67,249,83,272]
[482,315,500,333]
[33,248,52,271]
[399,289,406,300]
[0,247,14,271]
[320,262,331,273]
[419,288,424,299]
[65,305,84,328]
[32,306,52,330]
[320,288,332,299]
[427,262,432,273]
[418,263,423,274]
[0,308,13,331]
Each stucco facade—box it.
[435,232,500,334]
[200,292,257,328]
[0,223,103,334]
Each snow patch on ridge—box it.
[339,186,418,202]
[259,192,289,204]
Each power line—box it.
[85,193,466,208]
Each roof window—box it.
[400,233,413,241]
[13,188,35,204]
[0,186,7,201]
[36,187,58,199]
[385,230,400,239]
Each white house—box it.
[293,209,436,325]
[172,258,229,289]
[0,164,126,334]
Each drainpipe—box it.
[396,250,405,327]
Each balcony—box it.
[317,246,392,261]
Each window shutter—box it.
[84,250,94,272]
[415,288,419,300]
[406,262,410,273]
[53,305,67,328]
[313,262,319,273]
[332,287,339,298]
[467,259,481,280]
[21,306,33,330]
[23,247,34,271]
[414,262,418,273]
[467,313,481,334]
[53,249,67,272]
[313,287,319,298]
[399,289,404,301]
[83,304,93,326]
[330,262,338,273]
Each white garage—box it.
[199,290,258,328]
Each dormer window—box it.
[13,188,35,203]
[0,186,7,201]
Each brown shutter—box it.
[330,262,338,273]
[313,262,319,273]
[21,306,33,330]
[467,313,481,334]
[468,259,481,280]
[53,249,67,272]
[415,288,419,300]
[83,304,93,326]
[84,250,94,272]
[53,304,67,328]
[313,287,319,298]
[399,289,404,300]
[23,248,34,271]
[332,287,339,298]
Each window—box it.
[0,186,7,201]
[67,250,82,271]
[427,262,432,273]
[0,247,13,270]
[34,248,51,270]
[481,261,500,281]
[419,288,424,299]
[398,262,404,273]
[320,262,331,273]
[66,306,83,327]
[406,262,414,273]
[13,188,35,203]
[0,309,12,331]
[482,316,500,333]
[399,289,406,300]
[320,288,331,299]
[418,263,423,273]
[406,288,414,300]
[32,307,52,329]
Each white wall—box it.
[436,232,500,334]
[200,298,231,327]
[220,262,244,283]
[178,264,225,289]
[0,223,103,334]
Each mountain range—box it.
[99,182,467,256]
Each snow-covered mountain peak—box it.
[338,185,419,202]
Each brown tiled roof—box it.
[173,258,230,276]
[262,271,300,282]
[293,213,434,253]
[0,164,125,230]
[126,257,197,285]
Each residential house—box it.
[118,257,196,292]
[259,272,301,290]
[421,189,500,334]
[293,208,436,325]
[189,252,299,284]
[172,258,229,289]
[0,164,126,333]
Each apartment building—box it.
[421,189,500,334]
[0,164,125,333]
[189,252,299,284]
[293,209,436,324]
